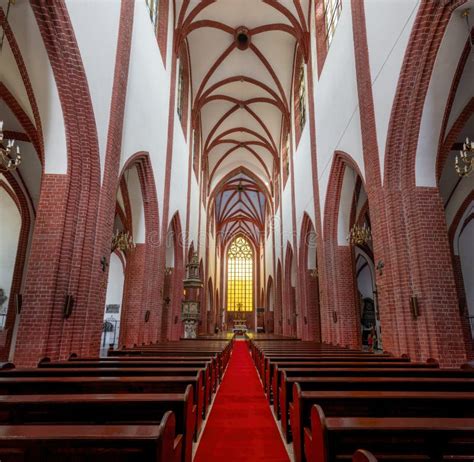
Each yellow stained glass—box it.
[227,236,254,312]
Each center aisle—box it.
[194,340,290,461]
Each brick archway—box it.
[379,0,468,365]
[299,213,321,341]
[161,212,184,341]
[322,152,363,348]
[119,153,161,347]
[14,1,102,365]
[284,243,297,338]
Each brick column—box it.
[120,244,146,347]
[13,175,69,365]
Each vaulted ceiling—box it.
[176,0,310,244]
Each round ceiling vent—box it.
[235,27,251,50]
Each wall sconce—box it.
[410,295,420,319]
[15,293,22,315]
[304,316,308,325]
[144,310,150,322]
[163,296,171,305]
[100,256,109,272]
[309,268,318,278]
[376,260,384,276]
[63,295,74,319]
[332,311,338,323]
[164,267,173,276]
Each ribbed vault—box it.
[176,0,310,244]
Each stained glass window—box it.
[324,0,342,49]
[227,236,254,312]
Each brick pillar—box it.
[120,244,146,347]
[333,246,359,348]
[376,188,468,366]
[13,175,69,365]
[305,269,321,342]
[274,265,283,335]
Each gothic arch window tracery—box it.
[227,236,254,312]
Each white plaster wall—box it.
[416,3,473,186]
[365,0,419,179]
[293,126,316,251]
[4,0,67,174]
[66,0,121,182]
[337,167,357,245]
[121,0,175,219]
[128,167,146,243]
[314,0,360,216]
[0,187,21,314]
[105,252,125,310]
[281,183,293,252]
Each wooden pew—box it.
[0,374,205,440]
[293,388,474,462]
[108,349,228,381]
[290,378,474,462]
[262,355,418,398]
[352,449,378,462]
[0,391,194,462]
[40,359,215,396]
[277,366,474,425]
[305,405,474,462]
[0,419,180,462]
[0,366,212,417]
[63,356,220,389]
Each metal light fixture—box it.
[111,229,135,252]
[347,223,371,246]
[455,137,473,177]
[0,121,21,172]
[181,252,203,339]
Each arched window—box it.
[227,236,254,312]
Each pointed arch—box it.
[284,242,297,337]
[299,213,321,341]
[322,151,364,348]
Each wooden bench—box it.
[63,356,220,389]
[0,374,205,440]
[268,359,438,405]
[292,388,474,462]
[0,419,180,462]
[277,366,474,426]
[0,390,194,462]
[305,405,474,462]
[108,350,228,380]
[4,365,213,415]
[352,450,378,462]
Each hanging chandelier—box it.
[111,229,135,252]
[347,223,371,246]
[0,121,22,172]
[455,137,473,177]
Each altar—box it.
[232,323,248,335]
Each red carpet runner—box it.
[194,340,290,461]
